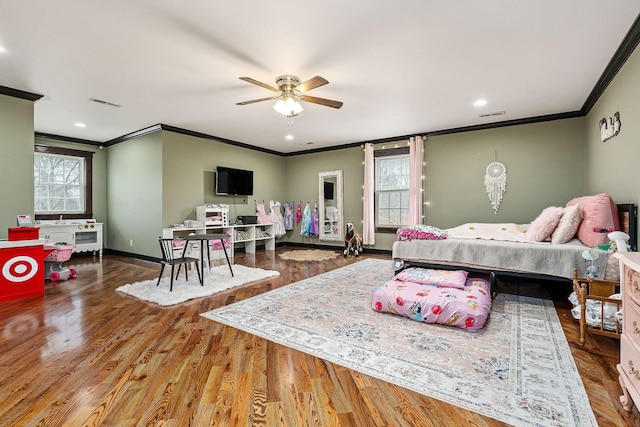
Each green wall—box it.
[0,94,34,239]
[100,118,590,255]
[106,132,163,256]
[282,118,586,251]
[105,130,287,258]
[285,147,364,247]
[162,131,286,227]
[584,42,640,207]
[424,118,586,229]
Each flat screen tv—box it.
[216,166,254,196]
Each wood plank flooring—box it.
[0,249,639,426]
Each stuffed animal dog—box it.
[344,222,363,257]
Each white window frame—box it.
[374,151,410,229]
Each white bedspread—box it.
[392,237,609,280]
[447,222,530,242]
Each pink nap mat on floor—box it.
[371,275,492,331]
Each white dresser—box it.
[616,252,640,412]
[38,221,103,256]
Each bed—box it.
[392,195,637,286]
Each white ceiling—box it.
[1,1,639,154]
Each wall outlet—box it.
[129,239,133,246]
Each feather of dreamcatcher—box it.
[484,161,507,214]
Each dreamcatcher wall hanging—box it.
[484,161,507,214]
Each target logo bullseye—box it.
[2,256,38,283]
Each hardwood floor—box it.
[0,249,639,426]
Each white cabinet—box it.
[39,227,72,245]
[162,223,274,260]
[38,222,103,256]
[232,223,275,253]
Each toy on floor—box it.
[582,249,600,280]
[44,242,76,281]
[344,222,363,257]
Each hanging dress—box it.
[256,201,270,224]
[310,202,319,238]
[270,200,286,237]
[296,201,302,223]
[300,202,312,237]
[283,202,294,230]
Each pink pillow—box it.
[566,193,620,247]
[394,268,468,289]
[551,203,583,244]
[525,206,564,242]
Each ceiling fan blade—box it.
[295,76,329,94]
[236,96,278,106]
[239,77,278,92]
[301,95,343,109]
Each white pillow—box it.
[525,206,564,242]
[551,203,583,244]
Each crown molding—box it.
[35,132,102,147]
[159,124,282,156]
[581,14,640,114]
[103,124,163,146]
[0,85,43,102]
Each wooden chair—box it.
[157,238,201,291]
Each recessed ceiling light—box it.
[285,135,294,140]
[74,122,86,128]
[0,45,6,53]
[473,99,487,107]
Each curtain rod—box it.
[361,135,426,150]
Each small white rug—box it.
[202,258,597,426]
[116,264,280,306]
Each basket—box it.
[45,244,75,262]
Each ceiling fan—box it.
[236,75,343,117]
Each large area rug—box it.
[278,249,340,261]
[116,264,280,306]
[201,258,597,426]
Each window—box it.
[34,145,93,219]
[375,148,410,229]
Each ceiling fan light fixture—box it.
[274,96,303,117]
[238,74,341,115]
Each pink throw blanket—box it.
[397,224,447,241]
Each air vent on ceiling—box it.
[89,98,121,107]
[479,111,505,118]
